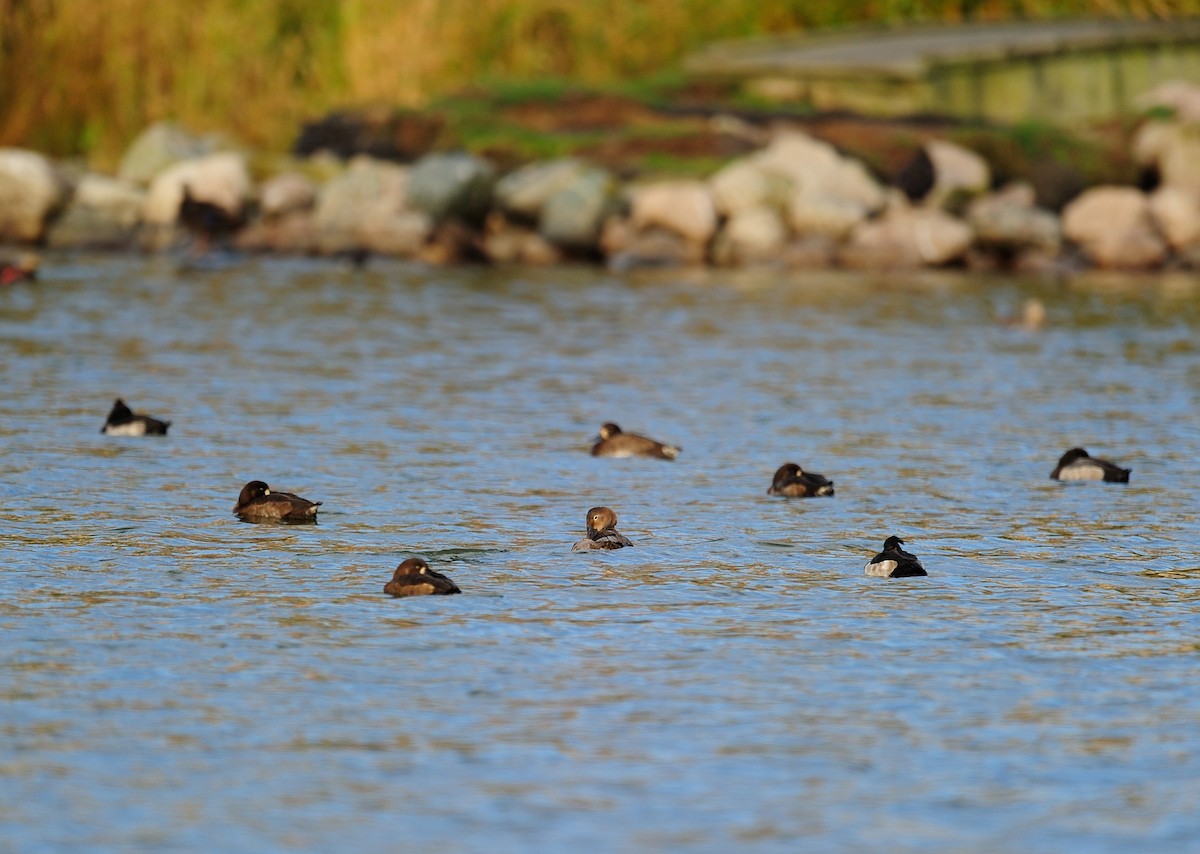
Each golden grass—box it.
[1,0,1196,164]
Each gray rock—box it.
[46,173,144,249]
[0,148,70,242]
[406,152,495,222]
[235,212,320,255]
[967,183,1061,253]
[494,159,590,221]
[540,167,617,250]
[118,122,220,185]
[313,157,410,253]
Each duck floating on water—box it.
[1050,447,1130,483]
[591,422,680,460]
[233,480,321,522]
[865,536,927,578]
[767,462,835,497]
[572,506,633,551]
[384,558,462,597]
[100,398,171,436]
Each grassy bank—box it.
[1,0,1195,165]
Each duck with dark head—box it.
[233,480,321,522]
[865,536,927,578]
[1050,447,1130,483]
[384,558,462,597]
[100,398,171,436]
[767,462,835,497]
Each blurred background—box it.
[3,0,1197,165]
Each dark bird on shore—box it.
[591,422,680,460]
[865,536,928,578]
[178,184,245,252]
[1050,447,1131,483]
[767,462,835,498]
[233,480,321,522]
[572,506,633,551]
[100,398,171,436]
[384,557,462,597]
[0,253,39,286]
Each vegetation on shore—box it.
[1,0,1195,165]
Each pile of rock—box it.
[4,84,1200,271]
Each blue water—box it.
[2,255,1198,852]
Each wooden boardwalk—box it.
[686,18,1200,125]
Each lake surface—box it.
[2,255,1198,853]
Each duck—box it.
[572,506,633,551]
[233,480,321,522]
[0,253,39,286]
[767,462,835,497]
[865,536,928,578]
[384,558,462,597]
[1050,447,1130,483]
[100,398,171,436]
[591,422,680,460]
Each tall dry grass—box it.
[0,0,1195,164]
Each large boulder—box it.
[708,157,791,217]
[712,205,788,266]
[841,204,974,269]
[494,158,590,222]
[539,167,617,250]
[46,173,144,249]
[1062,186,1167,269]
[1149,186,1200,250]
[0,148,70,242]
[312,156,414,254]
[142,152,252,226]
[118,122,221,185]
[755,131,887,214]
[786,192,869,239]
[405,152,495,222]
[629,180,717,244]
[966,183,1061,254]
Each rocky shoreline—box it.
[4,82,1200,273]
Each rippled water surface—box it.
[3,255,1199,852]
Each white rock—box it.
[708,158,790,216]
[629,180,718,243]
[713,206,788,265]
[1062,186,1166,268]
[1148,186,1200,250]
[0,148,70,241]
[841,205,973,269]
[787,192,869,239]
